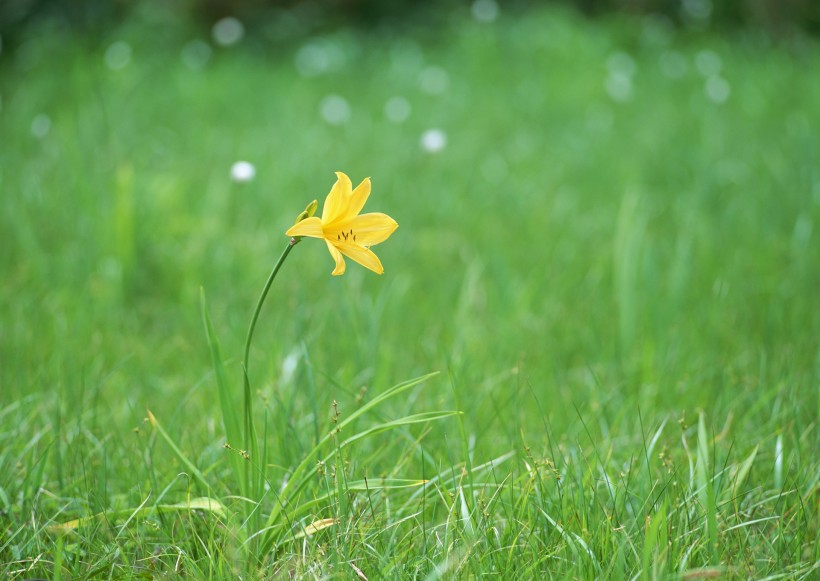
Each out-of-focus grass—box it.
[1,4,818,578]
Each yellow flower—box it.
[286,172,398,276]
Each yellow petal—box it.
[335,241,385,274]
[346,212,398,247]
[286,216,323,239]
[347,177,371,218]
[325,239,346,276]
[322,172,352,224]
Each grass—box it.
[1,4,819,578]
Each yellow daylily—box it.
[286,172,398,276]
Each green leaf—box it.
[201,288,247,495]
[696,412,717,563]
[259,372,441,553]
[49,496,226,534]
[345,478,428,491]
[642,501,667,580]
[147,410,210,492]
[733,445,759,495]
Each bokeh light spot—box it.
[105,41,132,70]
[471,0,500,23]
[421,129,447,153]
[384,96,411,123]
[607,52,637,77]
[212,17,245,47]
[640,15,674,47]
[695,50,722,76]
[231,161,256,183]
[320,95,351,125]
[182,40,212,70]
[605,52,636,102]
[682,0,712,22]
[31,114,51,138]
[705,76,730,103]
[605,74,632,102]
[659,50,687,79]
[295,43,330,77]
[419,66,449,95]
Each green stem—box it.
[243,239,298,380]
[242,238,299,459]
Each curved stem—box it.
[239,236,299,557]
[243,238,299,381]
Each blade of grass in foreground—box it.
[642,500,667,580]
[201,288,248,496]
[49,496,226,534]
[696,412,718,564]
[251,410,459,554]
[257,372,440,554]
[147,410,210,492]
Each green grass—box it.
[2,4,819,578]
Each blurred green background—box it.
[1,0,818,575]
[2,0,819,472]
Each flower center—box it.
[336,228,357,243]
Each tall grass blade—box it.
[642,501,667,580]
[147,410,210,492]
[774,434,784,490]
[732,445,759,496]
[539,507,601,574]
[49,496,226,533]
[258,372,440,553]
[696,412,718,563]
[201,288,247,495]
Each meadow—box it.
[1,4,818,578]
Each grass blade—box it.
[49,496,226,533]
[201,288,247,495]
[696,412,718,563]
[147,410,210,492]
[259,372,440,552]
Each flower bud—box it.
[293,199,318,225]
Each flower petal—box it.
[346,213,398,247]
[322,172,352,224]
[347,177,371,218]
[335,241,385,274]
[325,239,346,276]
[285,216,324,239]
